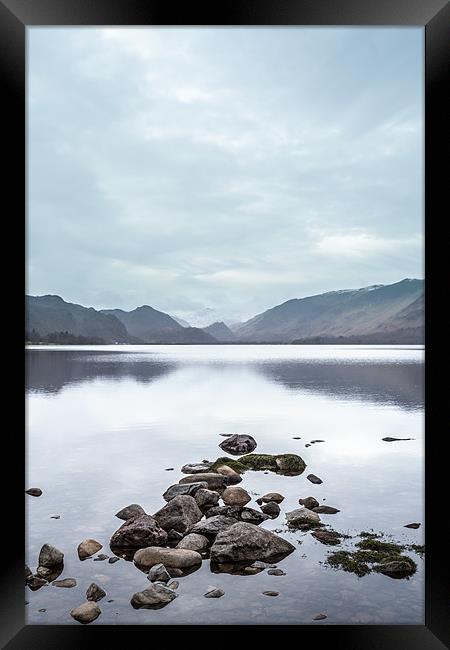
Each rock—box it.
[134,547,202,571]
[165,468,174,471]
[286,507,321,528]
[204,587,225,598]
[70,601,101,624]
[313,613,327,620]
[168,529,184,541]
[108,556,120,564]
[299,496,320,509]
[262,591,279,596]
[261,502,281,517]
[404,523,421,529]
[210,522,295,564]
[163,482,209,501]
[195,488,220,510]
[176,533,210,552]
[267,568,286,576]
[256,498,263,505]
[148,563,171,583]
[38,544,64,568]
[215,465,242,485]
[382,437,413,442]
[251,561,269,569]
[219,433,233,436]
[50,515,60,519]
[93,554,109,561]
[219,434,257,456]
[292,437,301,439]
[240,508,270,524]
[153,495,203,534]
[131,584,177,609]
[310,440,325,444]
[179,473,228,491]
[110,515,168,549]
[311,529,342,545]
[38,608,46,613]
[260,492,284,504]
[221,486,251,507]
[25,564,32,580]
[374,560,416,578]
[168,568,183,577]
[168,580,179,590]
[36,565,63,581]
[77,539,103,560]
[52,578,77,588]
[312,506,340,514]
[26,575,47,590]
[26,488,42,497]
[306,474,323,484]
[115,504,146,520]
[305,444,311,447]
[181,462,212,474]
[190,515,239,539]
[86,582,106,602]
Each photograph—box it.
[25,25,425,626]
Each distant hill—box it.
[26,295,130,343]
[203,321,237,342]
[101,306,216,344]
[234,279,424,343]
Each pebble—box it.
[313,613,327,620]
[52,578,77,588]
[306,474,323,484]
[262,591,279,597]
[50,515,60,519]
[26,488,42,497]
[267,569,286,576]
[108,557,120,564]
[93,554,109,562]
[38,608,46,612]
[168,580,179,590]
[165,468,174,471]
[204,587,225,598]
[404,523,421,529]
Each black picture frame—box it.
[3,0,448,646]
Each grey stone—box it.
[148,563,171,583]
[210,522,295,563]
[26,488,42,497]
[286,507,321,528]
[38,544,64,568]
[115,504,146,521]
[195,488,220,510]
[306,474,323,485]
[70,601,101,624]
[181,462,212,474]
[52,578,77,588]
[204,587,225,598]
[176,533,210,552]
[134,547,202,571]
[163,482,208,502]
[86,582,106,602]
[153,495,202,534]
[190,515,238,539]
[110,515,167,549]
[299,496,320,509]
[179,473,227,491]
[219,434,257,456]
[131,584,177,609]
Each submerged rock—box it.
[204,587,225,598]
[134,547,202,572]
[210,522,295,564]
[70,601,101,624]
[306,474,323,485]
[299,496,320,509]
[26,488,42,497]
[311,529,342,545]
[221,486,251,507]
[115,504,146,521]
[286,507,321,528]
[219,434,257,456]
[176,533,210,552]
[179,473,228,491]
[190,515,239,539]
[373,560,416,578]
[110,515,167,549]
[131,584,177,609]
[38,544,64,568]
[153,495,202,534]
[163,482,208,502]
[86,582,106,602]
[52,578,77,588]
[313,506,340,514]
[77,539,103,560]
[181,462,212,474]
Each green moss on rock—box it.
[209,457,247,473]
[210,453,306,476]
[327,535,417,578]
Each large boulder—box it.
[210,522,295,564]
[153,495,202,534]
[190,515,239,539]
[110,515,168,549]
[38,544,64,568]
[131,584,177,609]
[176,533,210,552]
[163,482,208,502]
[195,488,220,510]
[221,486,251,507]
[219,434,257,456]
[134,547,202,572]
[179,473,228,491]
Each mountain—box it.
[203,321,237,342]
[171,315,191,328]
[234,279,424,343]
[26,295,130,343]
[101,306,216,344]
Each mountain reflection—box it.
[26,349,423,410]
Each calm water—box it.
[25,345,424,625]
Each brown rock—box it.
[77,539,103,560]
[221,486,251,507]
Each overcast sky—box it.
[28,27,423,323]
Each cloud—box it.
[27,27,423,321]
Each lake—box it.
[25,344,424,625]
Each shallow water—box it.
[25,345,424,625]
